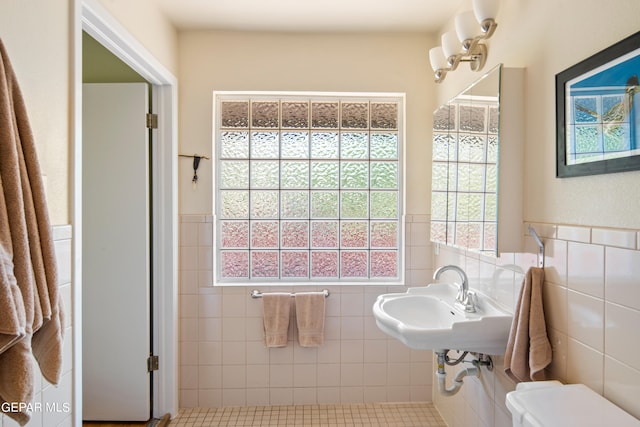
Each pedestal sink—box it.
[373,283,513,355]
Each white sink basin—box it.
[373,283,513,355]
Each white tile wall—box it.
[178,214,435,408]
[433,222,640,426]
[1,225,74,427]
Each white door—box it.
[82,83,151,421]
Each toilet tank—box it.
[506,381,640,427]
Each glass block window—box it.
[214,93,404,284]
[431,99,498,253]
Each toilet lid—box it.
[506,384,640,427]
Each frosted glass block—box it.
[575,125,600,153]
[459,105,486,133]
[454,223,470,248]
[370,191,397,219]
[251,221,279,248]
[220,131,249,158]
[251,101,279,128]
[433,133,456,161]
[311,251,339,278]
[370,251,397,278]
[251,191,279,219]
[468,164,485,192]
[371,221,398,248]
[311,191,339,218]
[488,106,499,134]
[370,102,398,129]
[251,251,279,278]
[484,193,497,221]
[341,102,369,129]
[311,132,339,158]
[487,136,498,163]
[485,165,497,193]
[221,221,249,248]
[221,251,249,278]
[311,221,339,248]
[466,223,482,250]
[446,222,455,246]
[251,161,279,189]
[370,162,397,189]
[341,251,368,278]
[281,251,309,278]
[281,221,309,248]
[281,101,309,128]
[483,223,497,251]
[604,124,629,151]
[340,132,369,158]
[456,163,470,192]
[433,104,456,131]
[220,160,249,189]
[459,134,486,162]
[251,131,279,158]
[370,133,398,159]
[340,221,368,248]
[220,191,249,219]
[432,162,449,192]
[281,161,309,189]
[340,191,368,218]
[281,132,309,158]
[311,102,339,128]
[221,101,249,128]
[311,161,339,189]
[574,97,598,123]
[430,221,447,244]
[456,193,469,221]
[281,191,309,218]
[341,162,369,189]
[468,194,483,221]
[430,192,448,221]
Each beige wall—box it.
[0,0,71,226]
[434,0,640,229]
[97,0,179,77]
[177,31,435,216]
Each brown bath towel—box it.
[262,293,292,347]
[0,38,64,425]
[295,292,326,347]
[504,267,552,382]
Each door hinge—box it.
[147,355,159,372]
[146,113,158,129]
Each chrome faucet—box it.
[433,265,476,313]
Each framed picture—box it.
[556,31,640,177]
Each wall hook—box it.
[179,154,210,190]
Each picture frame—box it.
[556,31,640,178]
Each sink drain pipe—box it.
[435,351,480,396]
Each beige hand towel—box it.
[295,292,326,347]
[504,267,552,382]
[262,293,292,347]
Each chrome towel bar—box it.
[250,289,330,299]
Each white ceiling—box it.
[152,0,465,33]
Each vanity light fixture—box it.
[429,0,499,83]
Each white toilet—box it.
[506,380,640,427]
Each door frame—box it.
[73,0,179,424]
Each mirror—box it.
[430,65,524,255]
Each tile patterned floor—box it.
[169,403,446,426]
